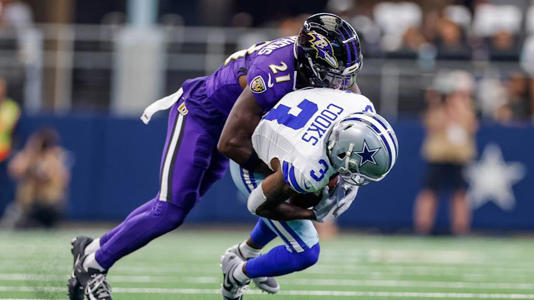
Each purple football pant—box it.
[95,100,228,270]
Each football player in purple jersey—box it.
[68,13,363,300]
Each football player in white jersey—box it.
[219,88,399,299]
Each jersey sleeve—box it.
[246,59,294,111]
[281,161,313,194]
[348,91,376,113]
[281,160,329,194]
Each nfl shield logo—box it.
[250,75,267,94]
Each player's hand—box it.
[312,186,338,222]
[331,183,359,218]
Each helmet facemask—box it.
[335,143,369,186]
[306,56,358,90]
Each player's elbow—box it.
[217,137,238,159]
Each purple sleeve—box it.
[246,59,295,111]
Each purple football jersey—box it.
[181,36,298,117]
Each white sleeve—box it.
[281,160,315,194]
[281,160,328,194]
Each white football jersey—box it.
[252,88,375,193]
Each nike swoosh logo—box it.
[267,74,274,88]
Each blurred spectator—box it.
[0,0,33,30]
[488,30,519,61]
[435,17,471,59]
[421,9,440,44]
[494,72,533,124]
[476,74,508,120]
[277,14,307,36]
[414,71,478,236]
[401,26,427,54]
[374,2,423,52]
[0,77,20,209]
[2,128,69,228]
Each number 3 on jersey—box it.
[310,159,329,182]
[263,99,318,130]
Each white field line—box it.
[184,277,534,291]
[3,255,534,272]
[322,250,533,265]
[1,286,534,299]
[312,264,534,276]
[1,274,534,291]
[3,249,533,265]
[4,253,531,268]
[1,265,533,282]
[4,258,534,275]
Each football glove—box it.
[313,177,359,222]
[312,185,338,222]
[331,183,359,218]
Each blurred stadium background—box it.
[0,0,533,299]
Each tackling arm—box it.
[217,79,271,174]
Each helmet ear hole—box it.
[337,152,346,159]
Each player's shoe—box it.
[225,244,280,294]
[73,254,113,300]
[68,236,94,300]
[221,252,250,300]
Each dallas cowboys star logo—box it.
[355,140,380,167]
[466,144,526,211]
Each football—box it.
[328,174,339,190]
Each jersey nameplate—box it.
[301,103,344,146]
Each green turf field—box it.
[0,229,533,300]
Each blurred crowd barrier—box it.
[0,21,531,122]
[4,113,531,232]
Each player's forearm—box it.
[218,87,263,166]
[254,169,316,220]
[218,136,271,175]
[218,134,253,165]
[256,202,316,221]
